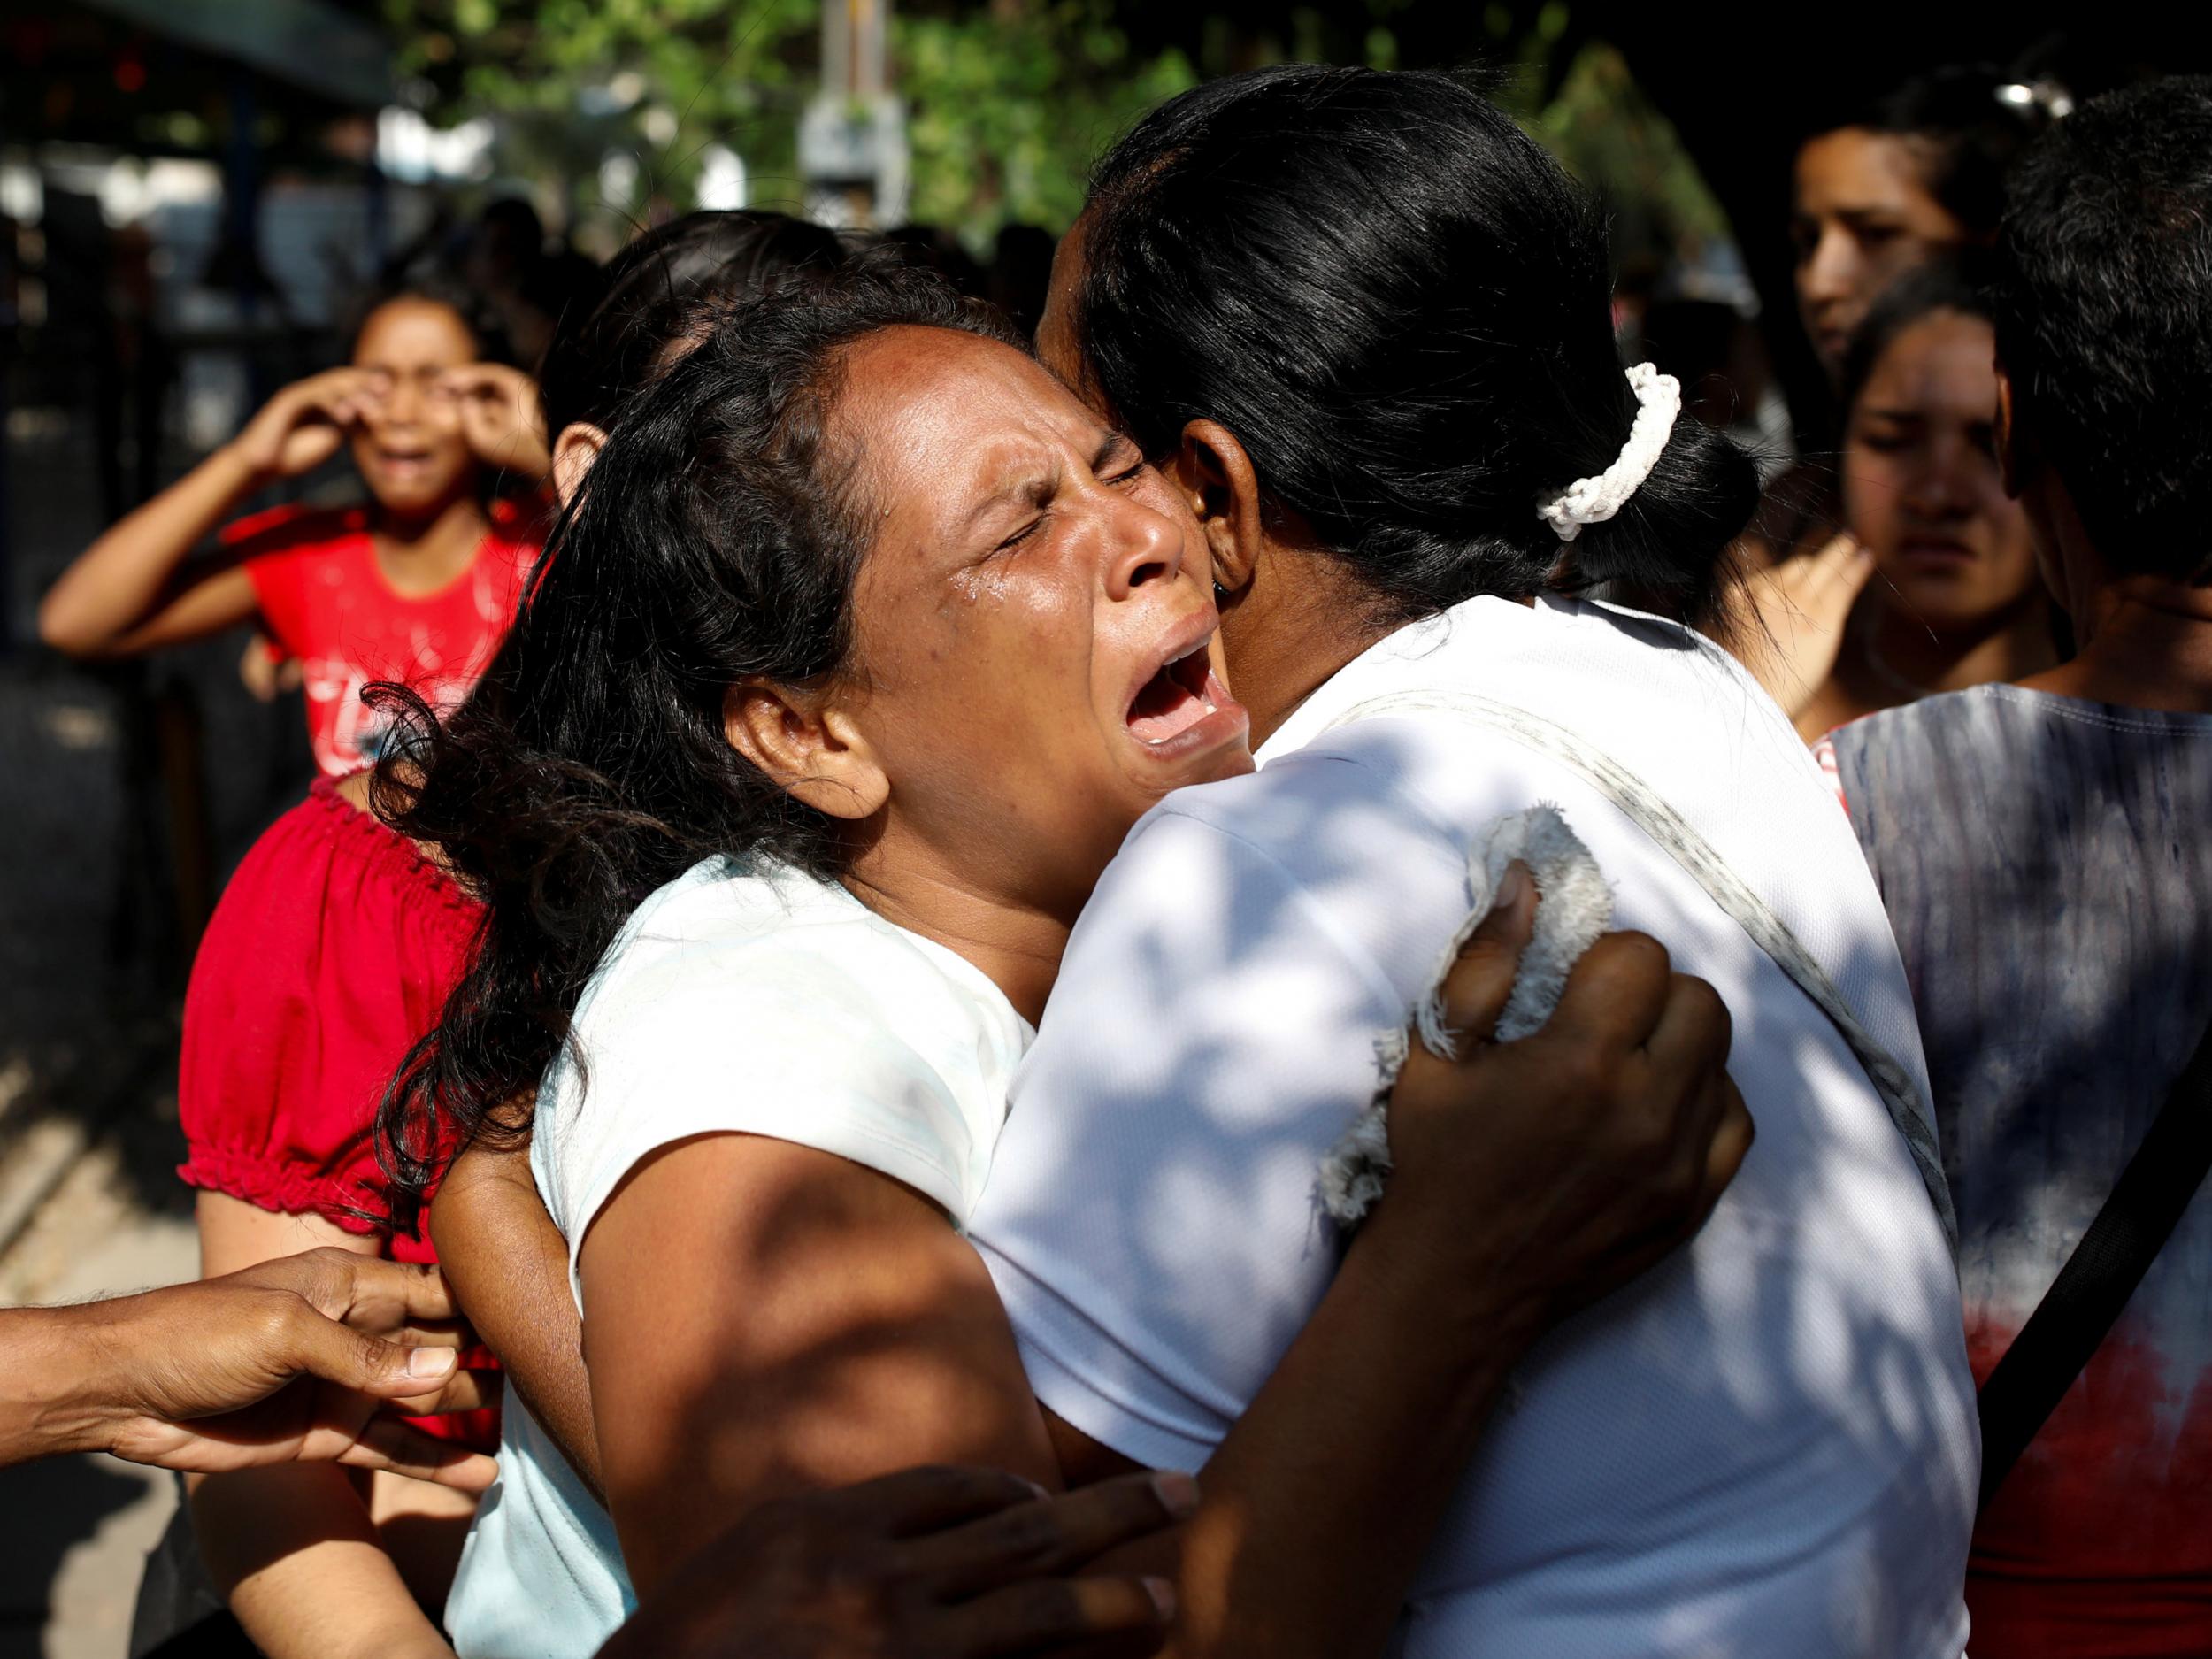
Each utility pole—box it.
[799,0,908,228]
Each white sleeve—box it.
[546,944,985,1303]
[968,792,1471,1471]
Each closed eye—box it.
[1092,431,1146,486]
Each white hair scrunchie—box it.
[1534,362,1684,543]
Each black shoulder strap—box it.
[1977,1014,2212,1513]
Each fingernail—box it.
[406,1347,457,1379]
[1142,1576,1179,1620]
[1494,861,1531,910]
[1150,1471,1200,1517]
[1020,1478,1050,1502]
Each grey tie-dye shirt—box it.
[1830,683,2212,1649]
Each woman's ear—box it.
[552,422,609,507]
[722,682,889,822]
[1171,419,1266,599]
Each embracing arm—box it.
[1056,895,1748,1658]
[575,886,1743,1659]
[580,1135,1058,1598]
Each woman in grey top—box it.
[1824,77,2212,1654]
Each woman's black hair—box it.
[1069,65,1760,629]
[1826,65,2068,242]
[1837,257,1997,418]
[534,210,845,436]
[369,266,1023,1227]
[1991,75,2212,582]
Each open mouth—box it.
[1127,642,1226,747]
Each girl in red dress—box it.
[124,214,845,1659]
[41,286,549,777]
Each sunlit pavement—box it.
[1,410,314,1657]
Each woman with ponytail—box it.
[388,247,1747,1659]
[965,65,1978,1657]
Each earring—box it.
[1213,580,1230,602]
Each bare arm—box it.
[38,367,377,658]
[429,1136,602,1499]
[580,1137,1059,1600]
[0,1249,485,1477]
[189,1196,468,1659]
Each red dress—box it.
[178,777,497,1449]
[228,501,538,777]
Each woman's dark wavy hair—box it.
[1068,65,1760,629]
[535,209,845,437]
[369,266,1024,1230]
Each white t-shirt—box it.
[446,856,1032,1659]
[970,595,1978,1659]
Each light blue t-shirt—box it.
[444,856,1031,1658]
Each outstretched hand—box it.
[63,1248,496,1487]
[1373,862,1753,1334]
[598,1464,1193,1659]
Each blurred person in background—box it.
[37,282,548,779]
[1824,76,2212,1656]
[878,221,990,299]
[1793,65,2059,384]
[988,222,1058,340]
[1755,65,2064,572]
[1787,261,2058,741]
[126,212,843,1659]
[461,196,599,373]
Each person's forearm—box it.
[38,442,259,656]
[1098,1230,1545,1659]
[0,1305,126,1465]
[192,1465,455,1659]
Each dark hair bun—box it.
[1075,65,1756,629]
[1562,407,1762,620]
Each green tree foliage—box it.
[377,0,1724,272]
[898,2,1194,242]
[1525,41,1733,275]
[380,0,1194,244]
[380,0,820,235]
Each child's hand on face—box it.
[439,363,551,478]
[230,368,388,483]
